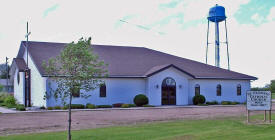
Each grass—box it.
[272,93,275,99]
[0,114,275,140]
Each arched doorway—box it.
[162,77,176,105]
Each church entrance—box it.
[161,77,176,105]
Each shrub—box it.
[142,105,155,107]
[221,101,239,105]
[197,104,208,106]
[68,104,85,109]
[129,104,136,107]
[121,104,130,108]
[221,101,232,105]
[192,95,206,105]
[62,106,68,110]
[206,101,218,105]
[0,103,6,106]
[112,103,123,108]
[86,104,96,109]
[40,106,46,109]
[96,105,112,108]
[47,107,53,110]
[54,106,62,110]
[134,94,149,106]
[4,95,16,106]
[231,102,240,105]
[16,104,26,111]
[0,93,9,103]
[6,104,17,108]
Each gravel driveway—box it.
[0,104,274,135]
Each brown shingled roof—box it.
[13,58,27,72]
[18,41,257,80]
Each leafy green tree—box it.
[43,37,108,140]
[271,80,275,93]
[0,64,10,79]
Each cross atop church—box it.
[25,22,31,41]
[25,22,31,68]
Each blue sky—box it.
[0,0,274,87]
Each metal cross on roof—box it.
[25,22,31,68]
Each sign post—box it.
[246,91,272,124]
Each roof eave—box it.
[195,77,258,80]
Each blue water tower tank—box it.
[208,4,226,22]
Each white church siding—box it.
[188,79,250,104]
[147,67,192,106]
[46,78,146,107]
[14,70,24,104]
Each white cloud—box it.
[251,13,265,24]
[267,7,275,21]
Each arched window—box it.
[162,77,176,87]
[100,84,106,97]
[216,84,221,96]
[237,84,241,96]
[195,84,200,96]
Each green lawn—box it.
[0,114,275,140]
[272,93,275,99]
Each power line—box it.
[119,19,166,35]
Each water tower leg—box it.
[225,19,230,70]
[215,22,220,67]
[206,20,210,64]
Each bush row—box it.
[205,101,240,105]
[192,94,241,106]
[0,93,26,111]
[221,101,240,105]
[45,94,150,110]
[45,103,155,110]
[206,101,218,105]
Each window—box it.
[237,84,241,96]
[216,84,221,96]
[17,72,20,85]
[195,84,200,96]
[100,84,106,97]
[71,85,80,98]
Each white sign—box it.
[247,91,271,110]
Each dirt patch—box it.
[0,104,274,136]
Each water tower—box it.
[206,4,230,70]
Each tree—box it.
[0,64,10,79]
[0,84,3,92]
[271,80,275,93]
[43,37,108,140]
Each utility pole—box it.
[5,57,9,92]
[25,22,31,107]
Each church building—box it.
[10,41,257,107]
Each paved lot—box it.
[0,107,16,113]
[0,104,274,135]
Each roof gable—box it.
[145,64,195,78]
